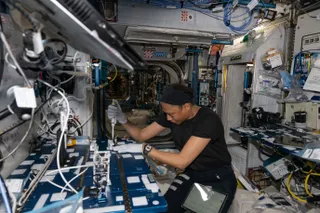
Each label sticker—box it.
[132,196,148,207]
[181,11,188,22]
[50,192,67,202]
[21,160,34,166]
[67,148,75,153]
[127,176,140,184]
[69,152,79,157]
[134,155,144,160]
[14,87,37,108]
[122,154,132,158]
[5,179,23,193]
[145,183,159,193]
[269,54,283,68]
[31,164,44,171]
[40,175,56,183]
[247,0,259,11]
[34,194,49,210]
[11,169,26,176]
[116,196,123,202]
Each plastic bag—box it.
[280,73,310,102]
[256,74,281,98]
[248,193,301,213]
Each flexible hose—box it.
[305,173,312,197]
[286,172,306,203]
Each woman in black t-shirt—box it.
[108,84,237,213]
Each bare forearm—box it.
[148,149,186,170]
[122,121,143,142]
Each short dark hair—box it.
[166,84,194,104]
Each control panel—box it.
[199,68,214,80]
[302,33,320,51]
[93,146,110,190]
[264,157,290,180]
[199,82,210,106]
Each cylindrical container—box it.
[294,111,307,128]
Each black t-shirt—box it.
[156,107,232,171]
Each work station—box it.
[0,0,320,213]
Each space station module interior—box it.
[1,0,320,213]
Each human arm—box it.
[144,110,221,170]
[123,121,167,142]
[145,136,211,170]
[107,100,167,142]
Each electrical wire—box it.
[44,39,68,65]
[98,0,118,20]
[286,172,307,203]
[305,173,312,197]
[0,32,31,87]
[0,109,35,162]
[58,51,80,85]
[223,2,254,34]
[301,169,320,176]
[141,0,252,21]
[67,85,92,102]
[0,98,50,138]
[48,119,83,136]
[301,168,320,197]
[5,52,17,69]
[60,168,88,199]
[189,5,252,22]
[44,50,77,101]
[68,113,93,135]
[186,0,215,9]
[98,0,107,17]
[109,64,118,82]
[46,164,94,176]
[0,29,42,153]
[36,79,77,194]
[45,178,72,192]
[68,86,94,135]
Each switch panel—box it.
[302,33,320,51]
[199,82,210,106]
[265,158,290,180]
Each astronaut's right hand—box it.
[107,100,127,124]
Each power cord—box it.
[0,32,31,87]
[0,26,36,162]
[0,98,50,138]
[37,79,77,194]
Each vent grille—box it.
[58,0,93,22]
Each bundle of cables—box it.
[285,167,320,204]
[48,116,83,137]
[223,2,255,34]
